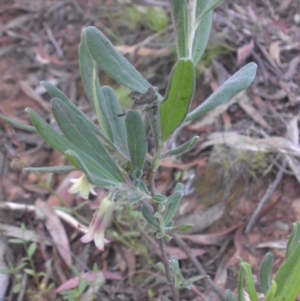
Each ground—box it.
[0,0,300,300]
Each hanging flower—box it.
[80,197,114,251]
[68,174,97,199]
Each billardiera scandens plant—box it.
[0,0,261,299]
[68,173,97,200]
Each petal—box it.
[94,229,105,251]
[90,187,97,196]
[80,230,95,243]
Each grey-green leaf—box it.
[40,81,69,103]
[225,290,237,301]
[286,221,300,258]
[260,252,273,295]
[65,150,117,187]
[160,136,199,158]
[185,63,257,121]
[191,0,212,65]
[52,98,124,183]
[84,26,162,101]
[0,114,36,132]
[195,0,224,24]
[102,86,128,155]
[26,108,119,186]
[169,0,188,58]
[23,166,77,173]
[240,262,258,301]
[141,205,159,229]
[160,59,195,141]
[164,183,184,225]
[125,110,146,184]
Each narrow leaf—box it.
[169,0,188,58]
[160,136,199,158]
[125,110,146,184]
[27,242,37,257]
[26,108,119,185]
[145,106,161,150]
[195,0,224,24]
[0,114,36,132]
[240,262,258,301]
[185,63,257,121]
[79,32,111,137]
[260,252,273,295]
[23,166,77,173]
[65,150,116,187]
[183,275,207,288]
[160,59,195,141]
[84,26,162,100]
[237,265,246,301]
[42,79,115,150]
[40,81,69,103]
[191,0,212,65]
[164,183,184,225]
[141,205,159,229]
[274,241,300,301]
[102,86,129,155]
[225,290,238,301]
[52,98,124,183]
[265,281,277,301]
[286,221,300,258]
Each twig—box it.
[171,233,226,301]
[245,159,287,234]
[0,202,85,233]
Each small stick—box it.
[245,159,287,234]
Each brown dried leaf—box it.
[237,39,254,67]
[269,41,281,66]
[35,199,72,268]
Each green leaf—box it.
[156,276,168,283]
[102,86,129,155]
[273,241,300,301]
[15,262,27,271]
[195,0,224,24]
[24,268,35,276]
[40,81,69,103]
[240,262,258,301]
[26,108,120,186]
[0,114,36,132]
[0,269,10,275]
[164,183,184,225]
[153,194,168,203]
[160,136,199,158]
[175,223,194,233]
[286,221,300,258]
[9,238,24,244]
[225,290,237,301]
[125,110,146,185]
[265,281,277,301]
[155,262,165,273]
[181,275,207,289]
[169,0,188,58]
[185,63,257,121]
[84,26,162,100]
[13,283,22,294]
[23,166,77,173]
[27,242,37,257]
[237,265,246,301]
[260,252,273,295]
[141,205,159,229]
[52,98,124,183]
[65,150,117,187]
[159,59,195,141]
[191,0,213,65]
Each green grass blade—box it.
[0,114,36,132]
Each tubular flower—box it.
[80,197,114,251]
[68,174,97,199]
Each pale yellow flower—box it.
[68,174,97,199]
[80,197,114,251]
